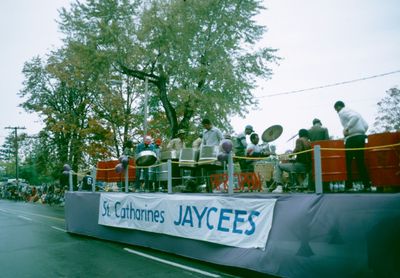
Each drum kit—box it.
[261,124,283,144]
[255,124,284,187]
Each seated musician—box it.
[272,129,312,193]
[245,133,271,172]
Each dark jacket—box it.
[294,137,312,169]
[308,124,329,142]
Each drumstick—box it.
[286,133,298,142]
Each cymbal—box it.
[262,125,283,143]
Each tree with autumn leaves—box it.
[14,0,278,180]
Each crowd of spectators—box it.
[0,182,66,206]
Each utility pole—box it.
[5,126,26,184]
[144,77,149,138]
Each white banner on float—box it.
[98,193,276,249]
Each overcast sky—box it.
[1,0,399,153]
[0,0,71,144]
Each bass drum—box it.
[254,161,275,188]
[136,150,158,166]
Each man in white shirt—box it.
[201,118,223,146]
[246,133,270,172]
[200,118,223,193]
[334,100,370,191]
[167,129,186,152]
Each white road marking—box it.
[51,226,67,233]
[18,215,33,221]
[3,208,64,222]
[124,247,221,277]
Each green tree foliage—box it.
[19,133,66,185]
[0,132,35,183]
[0,134,14,163]
[0,131,66,185]
[19,48,141,181]
[58,0,278,138]
[0,133,19,179]
[19,50,112,174]
[16,0,278,183]
[58,0,146,144]
[373,87,400,132]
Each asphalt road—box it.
[0,200,271,278]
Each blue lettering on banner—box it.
[245,211,260,235]
[112,201,165,223]
[232,209,246,234]
[174,205,260,236]
[217,208,232,232]
[102,201,111,216]
[207,207,217,229]
[181,205,194,227]
[192,206,207,228]
[99,194,276,250]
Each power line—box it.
[257,69,400,98]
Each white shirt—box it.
[192,137,202,149]
[236,132,248,148]
[246,143,262,156]
[202,126,223,146]
[167,138,185,151]
[338,107,368,139]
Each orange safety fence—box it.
[210,172,262,192]
[96,159,137,182]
